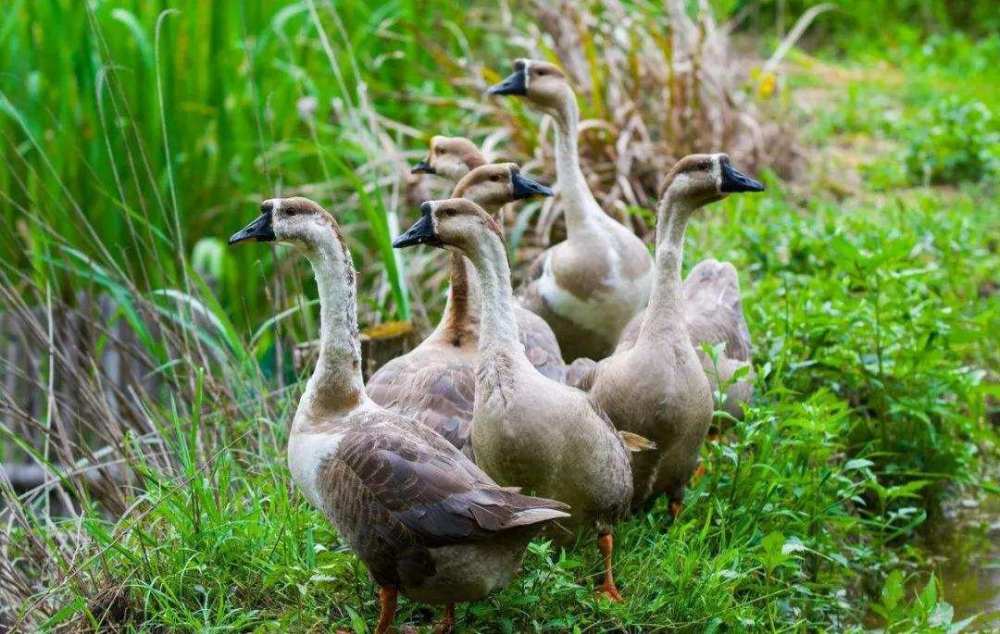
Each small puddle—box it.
[924,493,1000,629]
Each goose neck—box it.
[641,194,697,336]
[551,89,597,233]
[437,251,482,346]
[464,236,520,352]
[301,237,365,416]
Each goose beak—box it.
[411,158,435,174]
[720,162,765,193]
[511,171,554,199]
[487,67,527,96]
[228,210,275,245]
[393,203,443,249]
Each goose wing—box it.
[327,418,568,549]
[564,356,599,390]
[683,259,751,361]
[366,353,476,452]
[514,305,566,382]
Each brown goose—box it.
[411,135,486,181]
[395,198,652,602]
[409,135,567,381]
[371,165,563,456]
[615,258,754,420]
[488,59,654,362]
[228,197,569,634]
[583,155,764,514]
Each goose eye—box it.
[491,175,502,182]
[286,208,297,217]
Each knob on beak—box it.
[393,202,444,249]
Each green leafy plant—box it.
[0,3,997,632]
[902,96,999,185]
[872,572,976,632]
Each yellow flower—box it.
[758,72,777,99]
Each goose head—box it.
[453,163,553,210]
[411,135,486,181]
[228,197,340,249]
[487,59,570,114]
[660,153,764,208]
[393,198,501,254]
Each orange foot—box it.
[691,463,707,483]
[669,500,683,518]
[595,581,624,602]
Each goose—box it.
[582,154,764,514]
[410,137,565,368]
[616,258,755,421]
[410,137,567,380]
[228,197,569,634]
[394,198,653,601]
[487,59,654,362]
[570,258,755,419]
[369,164,563,457]
[412,135,486,181]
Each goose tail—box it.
[506,494,571,527]
[619,431,657,452]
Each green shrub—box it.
[736,189,992,518]
[902,96,999,185]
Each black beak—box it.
[393,203,444,249]
[511,171,554,199]
[228,209,275,245]
[411,159,435,174]
[720,161,765,193]
[487,67,527,96]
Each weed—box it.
[0,2,996,632]
[901,96,998,185]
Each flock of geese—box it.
[227,58,765,633]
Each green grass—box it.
[1,2,998,632]
[16,179,994,632]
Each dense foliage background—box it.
[0,1,996,631]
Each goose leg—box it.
[434,603,456,633]
[375,586,398,634]
[690,462,707,484]
[595,532,624,602]
[669,499,684,518]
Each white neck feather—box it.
[301,236,365,414]
[551,87,599,234]
[640,191,696,337]
[465,234,521,351]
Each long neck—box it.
[466,236,520,352]
[302,237,365,414]
[551,89,597,233]
[437,251,481,346]
[640,193,696,337]
[436,197,506,346]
